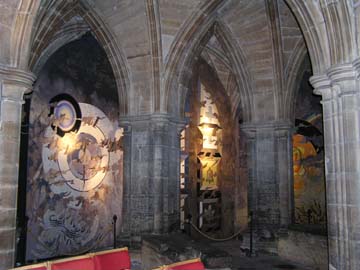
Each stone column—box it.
[234,125,250,232]
[240,121,293,251]
[0,66,35,270]
[276,124,294,228]
[311,65,360,270]
[120,114,184,241]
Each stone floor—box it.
[212,240,313,270]
[129,238,315,270]
[130,254,312,270]
[230,255,312,270]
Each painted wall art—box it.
[198,84,222,190]
[197,84,222,230]
[25,34,123,260]
[182,61,238,236]
[293,69,326,225]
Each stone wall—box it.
[278,230,328,270]
[2,0,360,269]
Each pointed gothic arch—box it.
[284,0,331,75]
[10,0,41,69]
[284,41,308,121]
[163,1,253,122]
[28,0,130,115]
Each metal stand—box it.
[249,211,254,257]
[112,215,117,249]
[185,214,192,236]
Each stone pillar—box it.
[311,65,360,270]
[120,114,184,240]
[276,125,294,228]
[240,121,293,251]
[0,66,35,270]
[234,126,249,232]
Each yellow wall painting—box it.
[293,134,317,195]
[199,84,220,150]
[197,84,222,190]
[199,154,220,190]
[292,132,326,224]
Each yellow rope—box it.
[188,221,245,242]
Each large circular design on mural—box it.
[67,133,102,180]
[57,125,110,192]
[42,102,120,194]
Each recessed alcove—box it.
[1,1,358,269]
[17,33,124,263]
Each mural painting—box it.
[293,69,326,225]
[183,64,237,236]
[25,34,123,260]
[197,84,222,231]
[198,84,222,190]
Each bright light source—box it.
[59,132,77,152]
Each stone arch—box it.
[30,19,90,75]
[284,0,358,77]
[284,41,308,121]
[284,0,331,75]
[319,0,356,65]
[213,21,253,122]
[145,0,162,112]
[163,1,253,122]
[162,0,223,116]
[10,0,41,69]
[28,0,130,115]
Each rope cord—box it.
[186,221,245,242]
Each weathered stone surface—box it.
[121,115,182,236]
[0,185,17,209]
[0,250,14,270]
[142,233,232,269]
[0,208,16,229]
[278,229,328,270]
[0,228,16,250]
[1,1,360,269]
[0,67,35,270]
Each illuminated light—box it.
[58,132,77,152]
[198,123,221,138]
[200,116,210,124]
[201,126,213,136]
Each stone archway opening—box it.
[291,56,327,229]
[15,33,125,265]
[179,57,248,240]
[275,54,329,267]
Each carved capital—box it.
[240,120,292,139]
[119,113,187,134]
[310,62,360,101]
[0,65,36,93]
[310,74,331,96]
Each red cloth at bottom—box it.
[51,257,95,270]
[168,261,205,270]
[93,250,131,270]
